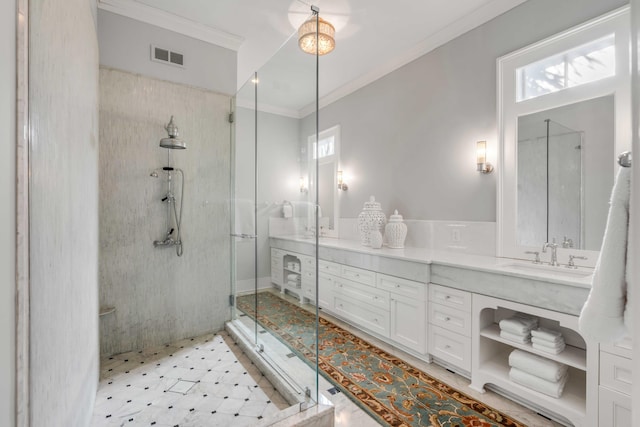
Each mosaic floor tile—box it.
[90,331,290,427]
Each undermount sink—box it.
[503,262,594,278]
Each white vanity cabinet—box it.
[270,248,311,303]
[598,337,632,427]
[377,273,426,354]
[471,293,595,427]
[428,284,472,373]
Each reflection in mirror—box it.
[307,125,340,237]
[517,96,614,250]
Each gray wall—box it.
[98,10,237,96]
[302,0,628,222]
[99,68,231,356]
[234,106,302,285]
[1,0,16,425]
[29,0,100,425]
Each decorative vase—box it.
[369,225,383,249]
[357,196,387,246]
[385,209,407,249]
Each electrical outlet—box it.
[451,229,461,242]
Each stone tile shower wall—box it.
[99,68,231,356]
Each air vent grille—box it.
[151,45,185,68]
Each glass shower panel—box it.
[230,13,320,410]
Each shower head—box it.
[160,116,186,150]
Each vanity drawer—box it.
[429,284,471,312]
[600,351,632,395]
[601,335,632,359]
[319,260,341,276]
[341,265,376,286]
[334,278,389,311]
[299,254,316,272]
[377,273,426,301]
[334,295,389,338]
[271,248,285,259]
[301,269,315,287]
[429,302,471,337]
[428,324,471,372]
[302,281,316,301]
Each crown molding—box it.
[235,98,303,119]
[299,0,527,117]
[97,0,244,51]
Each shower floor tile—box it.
[91,331,290,427]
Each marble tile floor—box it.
[249,288,563,427]
[91,332,290,427]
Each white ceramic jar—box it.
[385,209,407,249]
[357,196,387,246]
[369,225,384,249]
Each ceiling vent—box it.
[151,45,184,67]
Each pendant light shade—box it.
[298,16,335,55]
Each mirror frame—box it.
[497,6,631,267]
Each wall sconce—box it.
[476,141,494,174]
[299,176,308,194]
[337,171,348,191]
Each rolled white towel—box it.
[509,367,568,398]
[287,273,300,281]
[532,341,566,355]
[508,349,568,382]
[500,330,531,344]
[499,316,538,335]
[531,327,563,343]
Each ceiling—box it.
[98,0,527,115]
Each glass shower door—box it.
[230,11,320,411]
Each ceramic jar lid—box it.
[362,196,381,211]
[389,209,403,222]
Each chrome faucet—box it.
[542,239,560,266]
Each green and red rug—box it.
[237,292,525,427]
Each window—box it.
[516,34,615,102]
[312,135,335,159]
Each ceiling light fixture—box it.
[298,12,335,56]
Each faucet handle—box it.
[524,251,541,264]
[566,254,587,269]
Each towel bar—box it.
[618,151,632,167]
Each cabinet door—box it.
[318,272,336,310]
[599,386,631,427]
[390,293,425,353]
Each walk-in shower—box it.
[152,116,186,256]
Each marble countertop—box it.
[269,235,593,289]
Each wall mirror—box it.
[306,125,340,238]
[497,7,630,266]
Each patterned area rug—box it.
[237,292,526,427]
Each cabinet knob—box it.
[396,284,400,288]
[445,317,451,322]
[444,295,451,300]
[444,344,451,349]
[373,318,378,323]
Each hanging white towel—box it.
[579,167,631,342]
[234,198,255,239]
[508,349,568,382]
